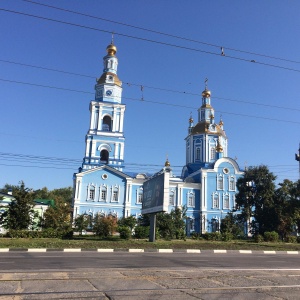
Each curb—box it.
[0,248,299,254]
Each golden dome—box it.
[191,121,227,138]
[202,89,211,98]
[219,119,224,126]
[97,72,122,87]
[189,117,194,123]
[106,43,117,56]
[165,159,171,167]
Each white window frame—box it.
[213,193,219,209]
[187,192,195,207]
[223,194,230,209]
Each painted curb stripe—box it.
[214,250,227,253]
[63,249,82,252]
[287,251,299,254]
[264,251,276,254]
[187,249,201,253]
[239,250,252,254]
[158,249,173,253]
[0,248,9,252]
[28,248,47,252]
[97,249,114,252]
[129,249,144,253]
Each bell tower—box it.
[81,42,125,171]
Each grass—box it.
[1,236,300,250]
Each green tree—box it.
[74,214,90,234]
[117,216,137,232]
[235,165,277,235]
[156,207,186,240]
[274,179,300,239]
[220,212,244,238]
[40,196,72,232]
[0,181,37,230]
[92,215,117,238]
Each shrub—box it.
[222,232,233,241]
[134,225,149,239]
[6,229,73,239]
[254,234,264,243]
[264,231,279,242]
[117,226,131,239]
[93,215,117,238]
[285,235,297,243]
[191,232,201,240]
[203,232,222,241]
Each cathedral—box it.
[72,42,244,234]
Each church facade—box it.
[72,42,243,234]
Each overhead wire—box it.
[1,59,299,113]
[1,8,300,74]
[1,77,300,125]
[22,0,300,65]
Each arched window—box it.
[169,190,175,205]
[87,184,95,201]
[187,192,195,207]
[100,186,107,201]
[112,186,119,202]
[213,193,219,208]
[137,188,143,203]
[102,116,112,131]
[211,219,219,232]
[229,177,236,191]
[196,147,201,160]
[217,175,223,190]
[210,147,216,160]
[224,194,230,209]
[100,150,109,163]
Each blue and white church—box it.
[72,42,244,234]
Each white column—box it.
[119,109,124,132]
[97,107,103,130]
[112,108,117,132]
[85,138,90,156]
[90,104,95,130]
[120,143,124,160]
[91,140,96,157]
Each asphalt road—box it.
[1,252,300,299]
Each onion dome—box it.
[165,159,171,167]
[202,88,211,98]
[189,116,194,123]
[106,43,117,56]
[219,119,224,126]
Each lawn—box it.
[1,236,300,250]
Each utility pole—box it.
[296,143,300,180]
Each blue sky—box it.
[0,0,299,190]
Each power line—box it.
[1,77,300,125]
[2,8,300,74]
[22,0,300,65]
[1,58,299,113]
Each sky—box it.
[0,0,299,190]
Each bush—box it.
[264,231,279,242]
[222,232,233,241]
[93,215,117,238]
[117,226,131,239]
[202,232,222,241]
[191,232,201,240]
[6,229,73,239]
[134,226,149,239]
[285,235,297,243]
[254,234,264,243]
